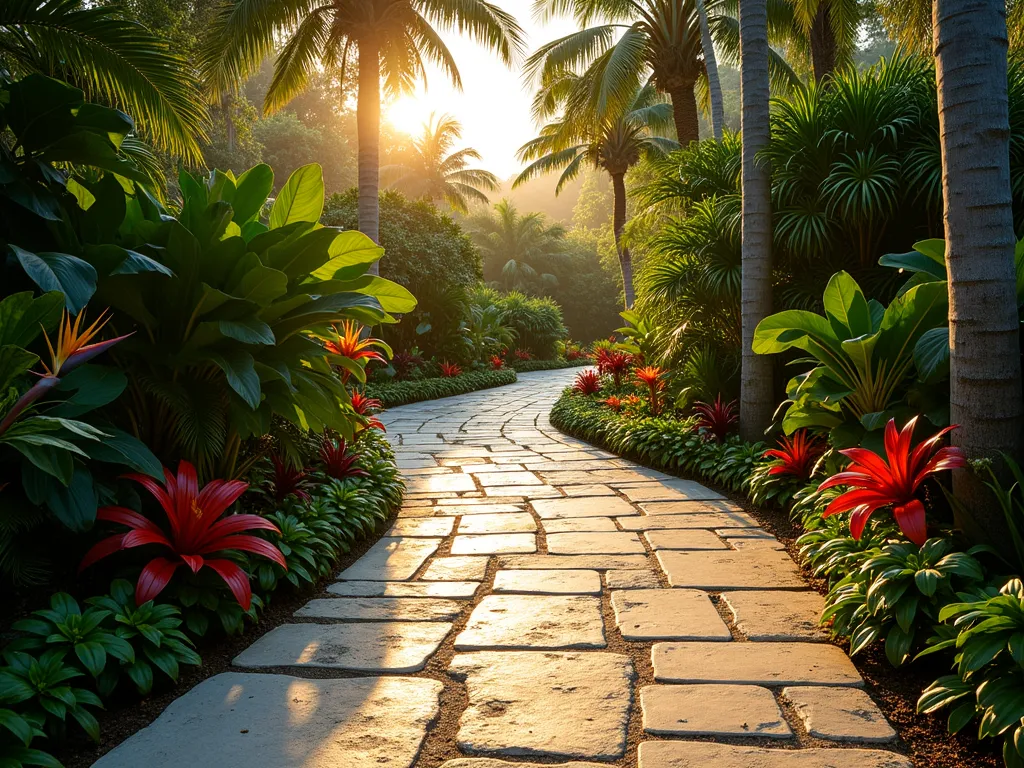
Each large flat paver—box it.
[637,742,912,767]
[533,497,637,519]
[611,589,730,641]
[451,533,537,554]
[455,595,605,649]
[542,517,618,533]
[234,622,451,672]
[652,642,863,686]
[404,473,477,493]
[337,537,440,581]
[619,512,759,530]
[499,554,650,570]
[606,570,661,589]
[722,591,827,641]
[422,556,490,580]
[458,512,536,533]
[547,531,645,555]
[92,673,441,768]
[644,529,728,550]
[493,569,602,595]
[783,687,896,742]
[294,597,463,621]
[387,517,456,537]
[327,581,479,599]
[656,550,806,589]
[449,651,634,760]
[641,684,791,738]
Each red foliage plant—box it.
[79,462,285,609]
[489,355,505,370]
[391,351,423,380]
[350,391,385,432]
[440,361,462,378]
[319,436,369,480]
[634,365,665,415]
[693,395,738,441]
[325,320,388,382]
[267,454,311,503]
[572,369,602,395]
[595,348,633,388]
[763,430,825,480]
[603,395,624,412]
[818,416,966,546]
[514,348,533,361]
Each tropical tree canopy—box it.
[467,199,568,292]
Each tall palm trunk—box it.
[668,83,700,145]
[739,0,775,440]
[935,0,1023,541]
[809,1,838,82]
[611,172,636,308]
[697,0,725,139]
[357,41,381,275]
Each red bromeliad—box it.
[763,430,824,480]
[573,369,602,395]
[634,365,665,415]
[603,395,624,412]
[325,320,388,382]
[818,417,966,546]
[79,462,285,609]
[595,349,632,388]
[489,355,505,370]
[693,395,738,441]
[351,391,385,432]
[267,454,311,503]
[440,361,462,378]
[514,348,532,361]
[319,436,369,480]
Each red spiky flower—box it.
[319,436,369,480]
[325,320,389,382]
[80,462,285,609]
[573,369,602,395]
[634,365,665,415]
[595,349,633,388]
[693,395,738,441]
[266,454,311,503]
[440,361,462,378]
[351,391,385,432]
[489,355,505,370]
[603,395,624,412]
[514,348,533,361]
[763,430,825,480]
[818,417,966,546]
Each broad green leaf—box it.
[319,276,417,313]
[232,164,274,224]
[211,351,261,409]
[823,271,872,339]
[85,427,163,477]
[52,365,127,417]
[12,246,97,314]
[915,326,950,383]
[876,281,949,366]
[269,164,324,229]
[310,231,384,280]
[219,318,275,345]
[879,244,948,280]
[0,291,63,348]
[0,345,39,393]
[46,467,98,531]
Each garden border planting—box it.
[366,369,518,407]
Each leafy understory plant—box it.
[0,650,102,741]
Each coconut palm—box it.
[467,200,567,293]
[697,0,725,137]
[516,80,678,307]
[200,0,524,253]
[739,0,775,439]
[934,0,1022,540]
[1,0,207,161]
[382,112,499,213]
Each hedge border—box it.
[365,368,518,408]
[509,358,589,372]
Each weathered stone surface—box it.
[619,513,759,531]
[783,687,896,742]
[722,591,827,641]
[611,589,731,641]
[92,673,441,768]
[542,517,618,533]
[605,570,661,589]
[421,556,490,581]
[337,537,440,581]
[327,580,479,599]
[294,597,464,622]
[451,534,537,555]
[475,471,543,486]
[640,500,743,514]
[656,550,806,590]
[387,517,456,537]
[457,512,536,534]
[449,651,634,760]
[652,642,863,686]
[234,622,451,672]
[436,503,524,515]
[484,485,562,498]
[637,742,912,768]
[547,531,645,555]
[455,595,605,649]
[728,537,787,551]
[617,483,693,503]
[644,529,728,550]
[533,497,637,519]
[641,684,791,738]
[493,569,602,595]
[499,554,650,570]
[562,484,616,496]
[716,526,776,539]
[404,473,477,493]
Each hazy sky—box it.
[384,1,578,180]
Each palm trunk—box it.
[809,0,838,83]
[697,0,725,139]
[935,0,1023,541]
[739,0,775,440]
[668,83,701,146]
[357,40,381,275]
[611,172,636,308]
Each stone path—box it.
[94,370,909,768]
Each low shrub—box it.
[365,369,517,408]
[509,358,588,372]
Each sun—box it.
[385,96,431,135]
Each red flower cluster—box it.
[325,320,388,383]
[351,392,385,432]
[440,361,462,378]
[603,395,624,412]
[489,355,505,370]
[267,454,311,503]
[573,369,602,395]
[693,396,738,441]
[514,349,533,361]
[763,430,824,480]
[595,348,633,388]
[319,436,369,480]
[634,365,665,415]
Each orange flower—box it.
[42,309,131,377]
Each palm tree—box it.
[788,0,857,82]
[468,200,567,293]
[201,0,524,254]
[697,0,725,138]
[516,81,678,307]
[739,0,775,440]
[382,112,499,213]
[934,0,1023,540]
[1,0,207,161]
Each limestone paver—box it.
[294,597,464,621]
[644,529,728,550]
[640,500,743,514]
[562,484,617,496]
[404,474,477,493]
[783,687,897,742]
[729,537,787,551]
[652,641,863,686]
[605,570,662,589]
[493,569,602,595]
[641,684,791,738]
[92,673,441,768]
[656,550,807,589]
[617,483,693,503]
[436,503,524,515]
[499,554,650,570]
[234,622,451,672]
[455,594,605,649]
[336,537,441,581]
[547,531,646,555]
[451,533,537,555]
[449,651,634,759]
[611,589,731,641]
[484,485,562,498]
[387,517,456,537]
[533,496,637,518]
[475,471,544,486]
[421,556,490,581]
[637,742,912,767]
[542,516,618,532]
[457,512,536,534]
[722,591,828,641]
[327,580,479,599]
[619,512,759,530]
